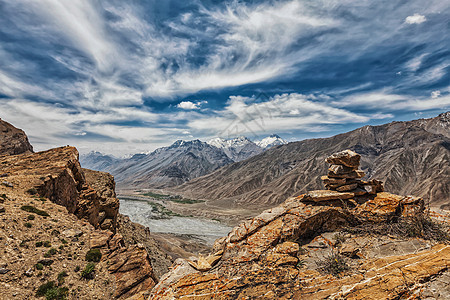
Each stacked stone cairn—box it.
[321,149,384,196]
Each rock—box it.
[37,259,53,266]
[302,190,354,202]
[339,244,360,258]
[24,268,33,277]
[61,229,83,239]
[0,268,10,274]
[328,170,365,179]
[325,149,360,168]
[329,164,356,175]
[0,206,5,213]
[1,181,13,188]
[0,119,33,156]
[0,173,8,178]
[336,183,358,192]
[89,230,113,248]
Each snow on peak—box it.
[256,134,287,149]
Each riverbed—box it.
[118,195,232,245]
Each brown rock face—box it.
[89,231,158,299]
[0,119,33,156]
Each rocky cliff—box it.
[0,118,171,299]
[0,119,33,156]
[148,150,450,299]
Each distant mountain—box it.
[207,136,263,161]
[80,151,121,171]
[255,134,287,149]
[102,140,233,189]
[173,112,450,210]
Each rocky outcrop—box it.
[0,119,33,156]
[150,150,449,299]
[116,214,173,279]
[0,146,119,231]
[88,230,158,299]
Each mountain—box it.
[207,136,263,161]
[80,151,121,171]
[173,112,450,210]
[0,118,33,156]
[255,134,287,149]
[106,140,233,189]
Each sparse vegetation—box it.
[24,222,32,228]
[35,263,44,270]
[74,266,80,272]
[57,271,68,285]
[296,259,306,268]
[333,232,346,246]
[318,252,350,277]
[27,214,35,220]
[142,192,169,199]
[61,239,68,245]
[36,281,55,297]
[43,241,51,247]
[20,205,49,217]
[81,263,95,279]
[36,241,43,247]
[168,198,204,204]
[44,248,57,258]
[0,194,6,199]
[85,249,102,262]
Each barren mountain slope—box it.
[173,112,449,210]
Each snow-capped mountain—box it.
[256,134,287,149]
[207,136,263,162]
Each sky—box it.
[0,0,449,156]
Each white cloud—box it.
[405,14,427,25]
[177,100,207,110]
[431,90,441,98]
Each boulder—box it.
[325,150,360,168]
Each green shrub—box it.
[44,248,57,258]
[74,266,80,272]
[85,249,102,262]
[36,281,55,297]
[57,271,68,285]
[20,205,49,217]
[36,241,43,247]
[27,214,35,220]
[35,263,44,270]
[43,241,51,247]
[61,239,68,245]
[318,252,350,277]
[45,287,68,300]
[80,263,95,279]
[24,222,32,228]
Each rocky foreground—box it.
[147,150,450,299]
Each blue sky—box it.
[0,0,449,156]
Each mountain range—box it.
[172,112,450,210]
[80,135,287,188]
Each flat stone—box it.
[328,164,357,175]
[325,150,361,168]
[328,170,365,179]
[303,190,354,202]
[61,229,83,239]
[336,183,358,192]
[37,259,53,266]
[0,268,10,274]
[1,181,13,188]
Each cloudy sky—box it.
[0,0,449,156]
